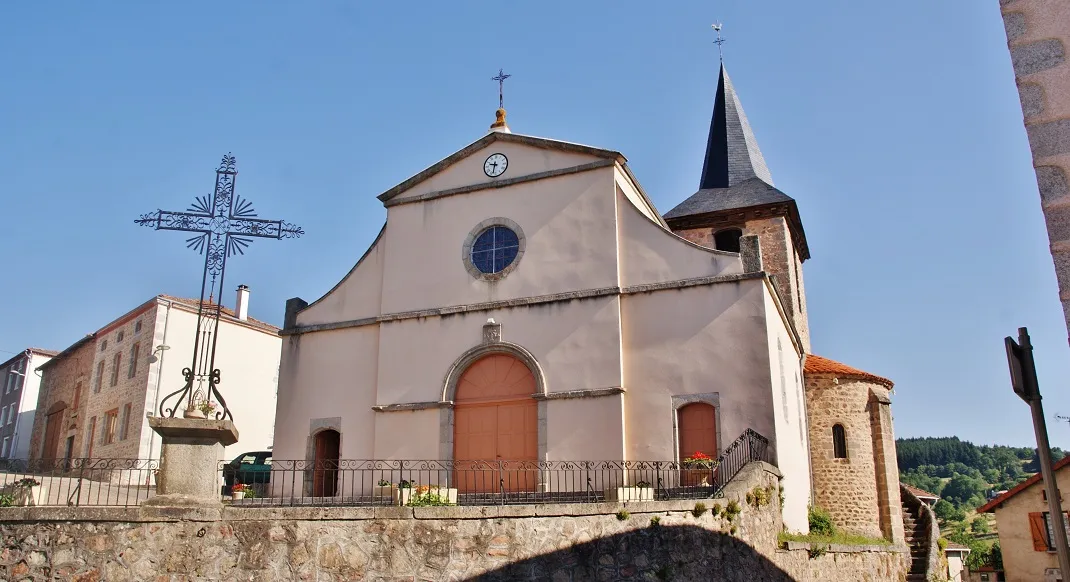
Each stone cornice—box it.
[281,272,764,337]
[532,387,624,400]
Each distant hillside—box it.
[896,436,1065,512]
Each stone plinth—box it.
[143,417,238,508]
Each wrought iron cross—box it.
[712,23,726,61]
[135,153,303,421]
[492,68,511,109]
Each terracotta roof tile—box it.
[804,354,894,387]
[978,454,1070,513]
[903,484,940,499]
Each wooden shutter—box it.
[1030,512,1050,551]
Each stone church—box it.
[273,61,904,539]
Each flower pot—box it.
[373,485,396,501]
[15,485,43,507]
[394,487,458,506]
[605,486,654,502]
[230,491,245,501]
[183,408,206,419]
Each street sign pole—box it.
[1006,327,1070,576]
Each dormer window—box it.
[714,228,743,253]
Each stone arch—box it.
[442,341,546,403]
[439,340,547,462]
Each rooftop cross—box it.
[135,153,303,421]
[492,68,511,109]
[712,23,726,61]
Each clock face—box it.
[484,153,508,177]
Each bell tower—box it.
[665,63,811,352]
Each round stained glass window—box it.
[471,226,520,274]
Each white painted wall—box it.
[10,352,50,460]
[764,289,811,532]
[143,301,280,462]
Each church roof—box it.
[804,354,894,388]
[664,63,810,261]
[376,131,625,204]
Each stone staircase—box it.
[901,484,939,582]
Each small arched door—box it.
[453,354,538,493]
[312,429,340,497]
[678,403,718,486]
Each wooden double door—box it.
[678,402,718,486]
[453,354,538,493]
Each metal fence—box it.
[224,429,770,507]
[0,458,159,507]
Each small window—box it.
[832,424,848,459]
[86,416,96,456]
[713,228,743,253]
[95,361,105,393]
[471,226,520,274]
[0,407,7,426]
[73,382,82,410]
[110,353,121,386]
[128,344,140,378]
[100,340,107,352]
[117,331,124,342]
[1,437,8,458]
[103,409,118,445]
[134,320,142,334]
[119,403,131,440]
[7,404,14,425]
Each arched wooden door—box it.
[312,429,340,497]
[678,403,718,486]
[42,403,66,460]
[453,354,538,493]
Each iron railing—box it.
[0,458,159,507]
[223,429,770,507]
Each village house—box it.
[29,289,281,465]
[978,454,1070,582]
[0,348,57,462]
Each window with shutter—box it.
[1031,512,1049,551]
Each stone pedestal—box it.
[143,417,238,508]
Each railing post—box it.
[498,461,504,507]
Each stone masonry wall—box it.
[869,387,905,545]
[805,374,883,538]
[1000,0,1070,345]
[83,305,158,460]
[0,463,907,581]
[675,216,811,352]
[28,339,95,461]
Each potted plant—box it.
[394,481,458,506]
[230,483,248,501]
[682,451,719,487]
[0,478,44,507]
[605,479,655,502]
[373,478,395,500]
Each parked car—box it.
[222,451,272,494]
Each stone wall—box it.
[674,216,810,352]
[805,374,883,538]
[0,463,906,581]
[1000,0,1070,344]
[29,338,95,461]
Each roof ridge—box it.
[804,354,894,388]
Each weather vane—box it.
[492,68,511,109]
[135,153,303,421]
[712,22,726,61]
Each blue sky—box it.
[2,2,1066,448]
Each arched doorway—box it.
[678,402,718,486]
[453,353,538,493]
[312,429,340,497]
[41,401,67,460]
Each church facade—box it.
[273,63,903,538]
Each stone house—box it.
[28,336,94,465]
[29,289,281,465]
[978,454,1070,582]
[0,348,56,461]
[272,60,905,537]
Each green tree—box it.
[941,475,986,509]
[934,499,965,523]
[970,516,990,533]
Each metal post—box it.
[1007,327,1070,575]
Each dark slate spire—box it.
[699,63,773,189]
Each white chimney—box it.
[235,285,250,321]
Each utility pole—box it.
[1006,327,1070,575]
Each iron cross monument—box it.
[135,153,302,421]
